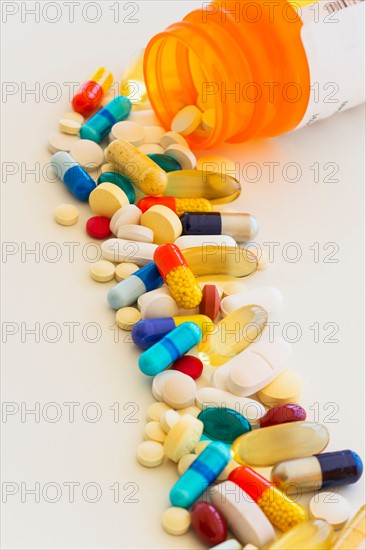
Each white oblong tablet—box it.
[165,144,197,170]
[128,109,160,127]
[211,481,275,547]
[110,121,145,146]
[210,363,231,391]
[117,224,154,243]
[210,540,242,550]
[174,235,236,251]
[162,372,196,409]
[110,205,142,236]
[138,143,165,155]
[142,126,166,144]
[69,139,104,169]
[101,238,157,266]
[152,371,180,401]
[195,387,265,425]
[141,294,180,320]
[220,286,283,317]
[48,131,80,153]
[137,287,171,311]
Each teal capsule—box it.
[148,154,181,172]
[170,441,231,508]
[198,407,251,445]
[98,172,135,203]
[138,322,202,376]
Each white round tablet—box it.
[309,492,351,529]
[171,105,202,136]
[152,371,180,402]
[137,440,164,468]
[162,372,196,409]
[160,409,180,433]
[110,205,142,235]
[117,224,154,243]
[162,507,191,536]
[48,131,80,153]
[69,139,104,169]
[165,144,197,170]
[138,143,164,155]
[160,131,189,150]
[110,121,145,146]
[142,126,166,144]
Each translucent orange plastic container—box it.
[143,0,313,148]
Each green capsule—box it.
[98,172,135,203]
[198,407,251,444]
[165,170,241,204]
[148,154,181,172]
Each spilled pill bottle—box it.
[143,0,365,148]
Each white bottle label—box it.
[296,0,365,128]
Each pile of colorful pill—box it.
[48,64,365,549]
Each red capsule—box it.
[86,216,112,239]
[191,502,227,546]
[72,68,113,116]
[172,355,203,380]
[259,403,307,428]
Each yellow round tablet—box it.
[147,402,172,422]
[62,111,85,124]
[115,262,139,282]
[162,507,191,535]
[90,260,115,282]
[258,369,303,407]
[89,182,129,218]
[115,307,141,330]
[144,421,166,443]
[54,203,79,226]
[171,105,202,136]
[59,118,81,135]
[141,205,182,244]
[137,440,164,468]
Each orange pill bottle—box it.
[143,0,365,148]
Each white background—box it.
[1,1,365,549]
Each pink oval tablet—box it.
[191,501,227,546]
[172,355,203,380]
[259,403,306,428]
[86,216,111,239]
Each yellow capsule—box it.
[175,197,213,216]
[182,246,258,278]
[232,422,330,467]
[120,49,149,108]
[331,504,366,549]
[106,139,167,196]
[198,305,267,367]
[165,170,241,204]
[268,519,334,550]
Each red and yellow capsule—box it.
[138,197,213,217]
[229,466,307,532]
[72,67,113,116]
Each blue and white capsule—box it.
[138,322,202,376]
[51,151,96,201]
[170,441,231,508]
[108,262,163,310]
[80,95,131,143]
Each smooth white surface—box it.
[1,2,365,549]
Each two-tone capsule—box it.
[51,151,96,201]
[181,212,258,243]
[80,96,131,143]
[229,466,307,531]
[165,170,241,204]
[271,450,363,493]
[170,441,231,508]
[138,322,202,376]
[107,262,163,310]
[131,315,214,350]
[72,67,113,116]
[137,197,213,217]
